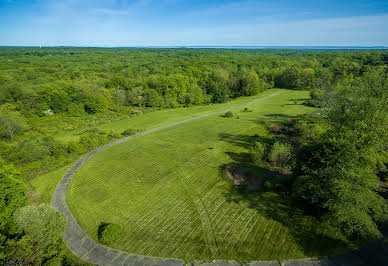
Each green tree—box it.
[0,159,26,237]
[293,70,388,239]
[18,139,50,162]
[50,91,72,113]
[84,93,108,114]
[10,204,66,264]
[143,89,161,107]
[268,142,292,169]
[67,102,85,117]
[0,107,27,139]
[250,141,266,164]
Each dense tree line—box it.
[249,68,388,241]
[1,48,386,119]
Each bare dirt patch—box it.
[224,164,264,191]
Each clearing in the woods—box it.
[64,90,354,262]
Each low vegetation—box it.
[98,223,123,245]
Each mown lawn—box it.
[66,90,355,262]
[31,90,282,202]
[54,89,281,142]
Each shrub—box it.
[49,143,68,158]
[67,141,86,155]
[79,133,108,150]
[296,122,326,142]
[18,139,50,162]
[122,128,144,136]
[0,109,27,139]
[13,204,66,264]
[223,111,233,118]
[67,103,85,117]
[250,142,265,164]
[0,159,26,236]
[108,131,120,141]
[97,223,123,245]
[268,142,292,169]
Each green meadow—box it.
[65,90,355,262]
[54,89,281,143]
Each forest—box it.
[0,47,387,264]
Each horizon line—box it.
[1,45,387,49]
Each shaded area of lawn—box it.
[218,131,359,259]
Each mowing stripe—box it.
[51,90,287,265]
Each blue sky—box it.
[0,0,387,46]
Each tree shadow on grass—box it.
[218,132,356,258]
[264,113,297,119]
[219,132,272,150]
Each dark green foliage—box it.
[98,223,123,245]
[83,93,108,114]
[18,139,50,162]
[79,133,108,150]
[122,128,144,136]
[67,103,85,117]
[0,106,27,139]
[250,141,266,164]
[223,111,234,118]
[50,92,72,113]
[241,107,252,112]
[143,89,162,107]
[293,70,388,240]
[0,159,26,237]
[8,204,67,264]
[268,142,292,169]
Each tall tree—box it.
[293,70,388,239]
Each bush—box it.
[0,159,26,237]
[49,143,68,158]
[79,133,108,150]
[250,142,265,164]
[108,131,120,141]
[18,139,50,162]
[97,223,123,245]
[122,128,144,136]
[0,109,27,139]
[67,141,86,155]
[67,103,85,117]
[241,107,252,112]
[223,111,233,118]
[268,142,292,169]
[12,204,66,264]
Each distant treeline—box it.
[0,47,387,117]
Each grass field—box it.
[66,90,355,262]
[54,89,282,142]
[31,90,281,202]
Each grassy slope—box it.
[30,90,281,202]
[67,90,355,262]
[54,89,282,142]
[30,165,70,203]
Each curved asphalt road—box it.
[51,89,386,265]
